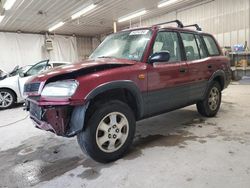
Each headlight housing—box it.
[41,80,78,98]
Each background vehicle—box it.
[25,20,231,163]
[0,60,70,110]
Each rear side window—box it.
[203,35,220,56]
[153,31,181,62]
[180,33,200,61]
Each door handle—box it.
[208,65,213,69]
[179,68,187,73]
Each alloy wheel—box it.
[96,112,129,153]
[0,91,13,108]
[208,87,220,111]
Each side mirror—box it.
[149,51,170,64]
[19,72,25,77]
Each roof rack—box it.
[154,20,184,28]
[183,24,202,31]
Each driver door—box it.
[145,31,189,116]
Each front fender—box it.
[85,80,144,118]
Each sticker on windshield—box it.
[129,30,149,35]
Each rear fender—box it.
[202,70,226,99]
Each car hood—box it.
[29,58,136,83]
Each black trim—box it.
[85,80,144,118]
[154,20,184,28]
[183,24,202,31]
[66,103,89,137]
[201,70,226,99]
[143,80,207,117]
[195,34,209,58]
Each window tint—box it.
[195,35,207,59]
[181,33,200,61]
[203,35,220,56]
[153,31,181,62]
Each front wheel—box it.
[196,81,221,117]
[77,100,135,163]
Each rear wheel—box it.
[0,89,16,110]
[77,100,135,163]
[196,81,221,117]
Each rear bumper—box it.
[26,99,88,137]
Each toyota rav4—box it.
[24,20,231,163]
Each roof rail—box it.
[183,24,202,31]
[154,20,184,28]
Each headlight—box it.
[41,80,78,98]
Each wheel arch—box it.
[85,80,144,120]
[0,87,17,102]
[67,81,144,137]
[209,70,226,90]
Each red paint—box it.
[25,25,230,136]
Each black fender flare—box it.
[208,70,226,89]
[85,80,144,118]
[202,70,226,100]
[66,80,144,137]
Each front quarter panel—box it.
[0,75,22,102]
[71,62,148,103]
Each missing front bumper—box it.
[27,101,88,137]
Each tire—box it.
[77,100,136,163]
[196,81,221,117]
[0,89,16,110]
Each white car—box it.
[0,60,71,110]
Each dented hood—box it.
[29,58,135,83]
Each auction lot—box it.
[0,0,250,187]
[1,82,250,188]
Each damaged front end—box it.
[24,78,89,137]
[26,99,88,137]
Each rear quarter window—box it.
[203,35,220,56]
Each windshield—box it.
[90,29,152,61]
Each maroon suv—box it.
[24,20,231,163]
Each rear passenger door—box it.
[145,31,189,116]
[202,34,222,76]
[180,32,209,102]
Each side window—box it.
[195,35,207,59]
[203,35,220,56]
[181,33,200,61]
[153,31,181,62]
